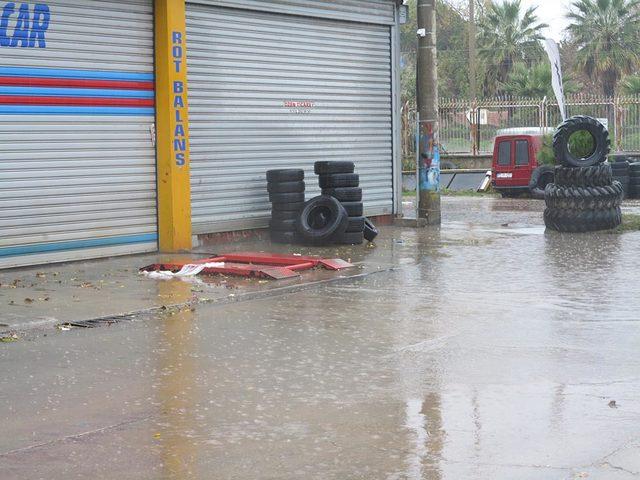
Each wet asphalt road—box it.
[2,197,640,479]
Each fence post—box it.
[614,96,622,152]
[471,100,478,156]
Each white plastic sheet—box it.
[141,262,226,280]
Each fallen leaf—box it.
[24,298,34,304]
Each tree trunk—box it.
[603,70,617,98]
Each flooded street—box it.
[2,197,640,479]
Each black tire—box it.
[269,219,297,232]
[342,202,363,217]
[609,154,633,163]
[314,161,355,175]
[617,176,631,198]
[545,182,624,210]
[345,216,365,233]
[364,218,379,242]
[270,230,298,244]
[321,187,363,202]
[530,188,545,200]
[553,115,610,168]
[318,173,359,189]
[615,175,631,187]
[614,174,630,186]
[335,231,364,245]
[272,201,304,212]
[529,165,554,199]
[544,206,622,232]
[266,169,304,183]
[529,165,555,190]
[269,192,305,204]
[629,163,640,177]
[554,164,612,188]
[271,209,300,221]
[296,195,348,243]
[610,163,629,180]
[267,181,305,194]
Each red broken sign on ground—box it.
[140,252,354,280]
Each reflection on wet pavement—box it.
[156,281,198,478]
[1,197,640,479]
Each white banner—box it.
[543,38,567,121]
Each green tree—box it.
[621,75,640,95]
[400,0,471,102]
[478,0,548,95]
[567,0,640,97]
[501,62,581,98]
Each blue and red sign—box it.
[0,66,155,115]
[0,2,50,48]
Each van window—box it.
[497,141,511,166]
[515,140,530,166]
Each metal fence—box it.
[401,95,640,158]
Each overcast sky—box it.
[519,0,574,41]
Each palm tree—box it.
[567,0,640,97]
[478,0,548,94]
[502,62,581,98]
[622,75,640,95]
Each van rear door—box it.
[512,138,533,187]
[493,139,514,186]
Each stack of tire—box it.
[630,162,640,199]
[544,116,623,233]
[315,161,364,245]
[267,169,305,244]
[609,156,631,198]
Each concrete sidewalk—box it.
[0,241,395,335]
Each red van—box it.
[491,128,554,197]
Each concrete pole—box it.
[469,0,479,155]
[417,0,441,224]
[469,0,477,101]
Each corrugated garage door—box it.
[0,0,156,268]
[186,1,395,233]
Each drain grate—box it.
[58,315,132,330]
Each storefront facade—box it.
[0,0,401,268]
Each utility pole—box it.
[417,0,441,224]
[469,0,479,155]
[469,0,477,101]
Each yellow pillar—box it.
[155,0,192,251]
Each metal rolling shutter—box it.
[0,0,156,268]
[187,0,396,25]
[187,3,394,233]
